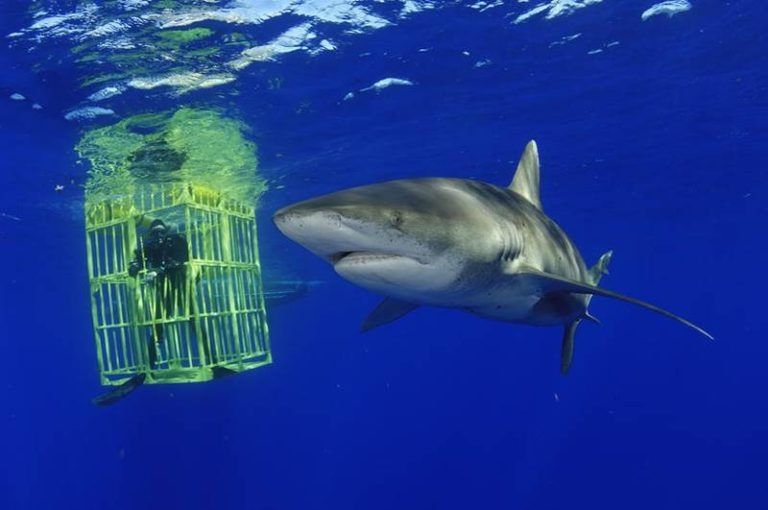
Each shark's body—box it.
[274,141,711,373]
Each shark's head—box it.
[274,179,505,304]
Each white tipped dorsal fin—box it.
[509,140,542,210]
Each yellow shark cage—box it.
[85,183,272,386]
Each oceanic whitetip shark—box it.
[273,141,712,373]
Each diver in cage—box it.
[92,219,223,407]
[128,218,191,366]
[92,219,192,406]
[129,219,217,364]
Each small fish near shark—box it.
[273,140,712,374]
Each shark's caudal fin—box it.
[560,251,613,374]
[509,140,543,211]
[561,321,579,374]
[361,298,420,332]
[91,373,146,407]
[517,269,714,340]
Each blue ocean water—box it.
[1,1,766,509]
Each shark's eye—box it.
[390,212,404,229]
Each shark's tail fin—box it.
[561,321,579,374]
[517,267,713,341]
[561,250,613,374]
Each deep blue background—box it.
[1,1,767,509]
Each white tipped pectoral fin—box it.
[361,298,420,332]
[509,140,542,210]
[514,270,714,340]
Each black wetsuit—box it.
[129,230,189,310]
[129,229,190,365]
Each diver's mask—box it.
[150,222,168,243]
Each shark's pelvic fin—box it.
[516,270,714,340]
[361,298,420,332]
[509,140,542,211]
[582,311,601,325]
[561,320,580,375]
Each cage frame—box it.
[85,182,272,386]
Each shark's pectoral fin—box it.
[361,298,420,332]
[561,320,580,375]
[516,270,713,340]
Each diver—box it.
[128,219,215,365]
[93,219,211,407]
[129,218,190,364]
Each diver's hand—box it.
[142,270,158,283]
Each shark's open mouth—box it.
[331,251,425,267]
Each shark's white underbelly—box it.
[458,270,585,326]
[466,293,544,323]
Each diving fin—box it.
[92,373,146,407]
[361,298,419,332]
[516,270,714,340]
[211,366,238,379]
[561,320,580,375]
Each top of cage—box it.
[85,182,255,229]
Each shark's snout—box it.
[274,180,516,305]
[273,192,445,286]
[273,204,320,233]
[272,206,304,246]
[273,205,348,262]
[272,207,290,227]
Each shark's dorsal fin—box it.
[509,140,542,210]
